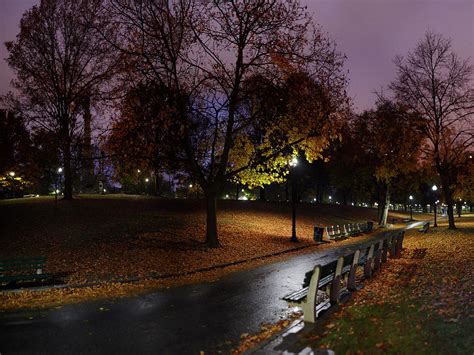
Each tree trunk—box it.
[63,143,73,200]
[441,184,456,229]
[259,186,266,201]
[379,186,390,226]
[205,191,219,247]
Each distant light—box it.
[351,202,354,206]
[9,171,15,177]
[145,178,149,182]
[35,194,39,197]
[241,189,244,192]
[329,196,332,200]
[55,189,60,194]
[225,194,229,198]
[313,198,316,202]
[436,200,440,204]
[241,196,248,201]
[137,169,141,173]
[57,167,63,173]
[432,184,438,191]
[409,195,413,200]
[103,189,106,192]
[189,184,193,188]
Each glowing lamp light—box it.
[55,189,60,194]
[103,189,106,192]
[145,178,149,182]
[409,195,413,200]
[137,169,141,173]
[432,184,438,191]
[189,184,193,188]
[289,156,298,167]
[329,196,332,200]
[225,194,229,198]
[9,171,15,177]
[241,189,245,192]
[57,167,63,173]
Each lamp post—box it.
[289,156,298,242]
[409,195,414,221]
[137,169,141,194]
[8,171,15,198]
[55,167,63,206]
[432,185,438,227]
[145,178,150,195]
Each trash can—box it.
[314,226,324,242]
[367,221,374,232]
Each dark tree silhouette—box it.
[3,0,116,199]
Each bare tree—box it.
[3,0,116,199]
[390,31,474,228]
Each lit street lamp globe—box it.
[432,184,438,191]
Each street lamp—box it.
[55,168,63,206]
[289,156,298,242]
[8,171,16,198]
[409,195,414,221]
[432,184,438,227]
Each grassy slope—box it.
[0,195,426,310]
[0,195,399,282]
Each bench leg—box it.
[347,266,357,291]
[329,275,341,305]
[301,301,316,323]
[381,247,388,263]
[364,258,373,279]
[373,250,382,272]
[396,233,404,257]
[389,242,397,258]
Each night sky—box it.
[0,0,472,112]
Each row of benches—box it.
[283,230,404,323]
[314,221,373,242]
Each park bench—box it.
[316,221,373,242]
[283,230,404,323]
[325,225,347,241]
[0,257,50,286]
[283,252,363,323]
[283,259,342,322]
[345,223,362,237]
[418,221,430,233]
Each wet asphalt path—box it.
[0,224,421,354]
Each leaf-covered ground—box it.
[242,216,474,354]
[0,195,420,310]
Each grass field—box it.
[0,194,424,309]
